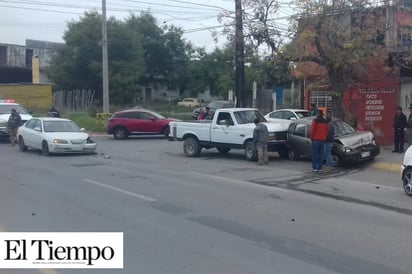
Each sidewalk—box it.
[370,146,405,173]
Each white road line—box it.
[83,179,157,202]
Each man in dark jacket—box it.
[7,108,22,146]
[253,118,268,165]
[310,110,329,172]
[323,115,335,168]
[393,106,407,153]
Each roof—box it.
[218,108,257,112]
[36,117,71,122]
[116,108,155,113]
[269,109,309,112]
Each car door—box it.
[30,119,44,149]
[20,119,36,147]
[138,112,161,133]
[283,111,297,120]
[210,112,243,145]
[290,123,311,157]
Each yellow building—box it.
[0,83,52,111]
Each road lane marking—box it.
[83,179,157,202]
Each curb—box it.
[370,162,401,173]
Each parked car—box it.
[107,109,179,139]
[265,109,310,123]
[17,117,96,155]
[286,117,380,164]
[177,98,201,107]
[192,100,235,119]
[0,100,33,140]
[401,146,412,196]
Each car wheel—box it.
[18,136,27,152]
[183,137,201,157]
[402,167,412,196]
[278,148,289,159]
[113,127,128,139]
[245,140,257,161]
[332,154,341,166]
[217,147,231,154]
[41,141,50,156]
[162,125,170,137]
[288,147,299,161]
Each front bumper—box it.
[0,127,9,138]
[49,143,97,154]
[267,140,287,152]
[334,145,380,163]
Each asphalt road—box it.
[0,136,411,274]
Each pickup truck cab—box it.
[168,108,290,161]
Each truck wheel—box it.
[183,137,201,157]
[245,140,257,161]
[288,147,299,161]
[217,147,231,154]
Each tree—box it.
[48,12,145,106]
[290,1,392,117]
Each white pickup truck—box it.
[168,108,290,161]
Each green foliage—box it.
[64,112,106,132]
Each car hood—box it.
[237,122,289,132]
[44,132,90,140]
[0,113,33,122]
[337,131,375,148]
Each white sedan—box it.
[265,109,310,122]
[17,117,97,155]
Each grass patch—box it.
[64,112,106,132]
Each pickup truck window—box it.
[217,112,234,126]
[234,110,266,124]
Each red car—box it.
[107,109,178,139]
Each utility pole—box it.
[102,0,110,113]
[235,0,245,107]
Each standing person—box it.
[7,108,22,146]
[407,104,412,147]
[393,106,407,153]
[310,110,329,172]
[48,105,60,117]
[324,115,335,169]
[310,103,319,116]
[253,118,269,166]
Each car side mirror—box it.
[290,117,297,120]
[151,117,156,122]
[34,127,41,132]
[80,128,86,132]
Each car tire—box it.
[113,126,128,139]
[288,147,299,161]
[402,167,412,196]
[332,154,341,166]
[18,136,27,152]
[162,125,170,137]
[245,140,257,161]
[41,141,50,156]
[183,137,201,157]
[278,148,288,159]
[217,147,231,154]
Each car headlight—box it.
[372,139,376,145]
[86,137,95,143]
[53,139,68,144]
[0,119,7,127]
[343,147,353,153]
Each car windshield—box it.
[43,120,81,133]
[333,121,355,136]
[234,110,267,124]
[0,105,29,114]
[295,111,310,118]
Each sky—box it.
[0,0,237,50]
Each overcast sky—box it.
[0,0,235,50]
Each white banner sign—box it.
[0,232,123,269]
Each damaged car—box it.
[286,117,380,165]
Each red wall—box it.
[343,79,399,145]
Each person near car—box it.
[198,107,211,120]
[48,106,60,117]
[407,104,412,147]
[309,103,318,116]
[323,115,335,169]
[310,110,328,172]
[7,108,22,146]
[253,118,269,166]
[393,106,407,153]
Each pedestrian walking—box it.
[310,110,329,172]
[393,106,407,153]
[407,104,412,147]
[253,118,268,166]
[7,108,22,146]
[323,115,335,169]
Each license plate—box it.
[361,151,370,158]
